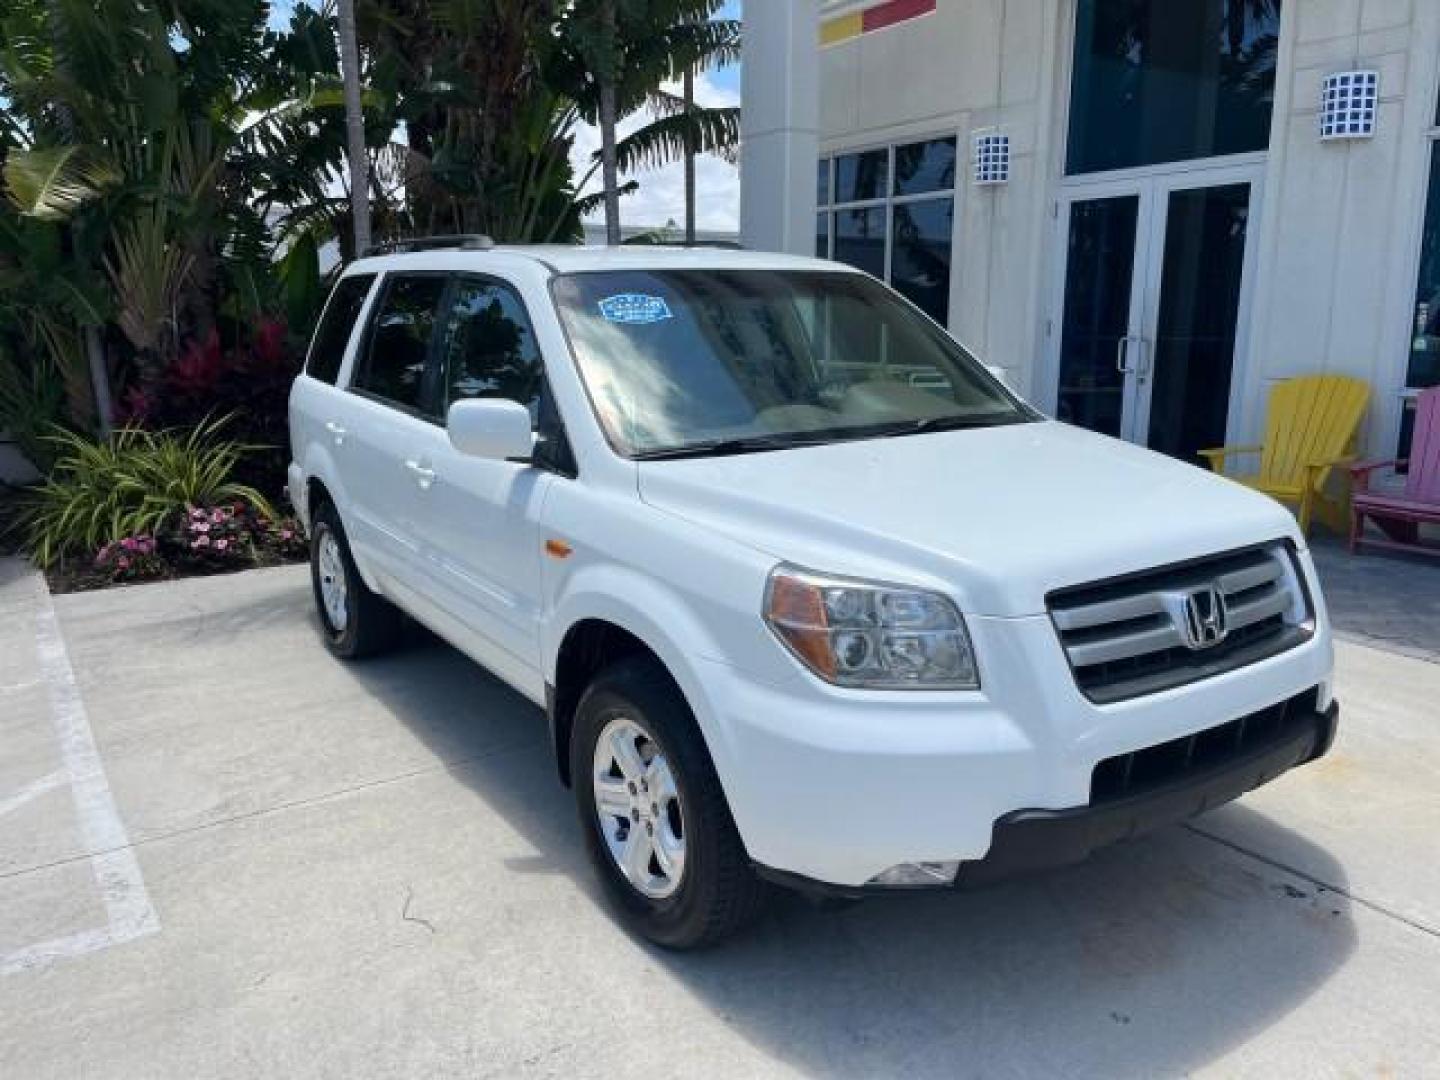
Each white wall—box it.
[1241,0,1440,457]
[742,0,821,254]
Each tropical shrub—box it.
[92,534,168,584]
[59,506,307,592]
[20,418,276,568]
[117,318,303,496]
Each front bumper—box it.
[756,698,1338,899]
[956,698,1338,887]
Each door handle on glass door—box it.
[405,459,437,490]
[1115,337,1149,381]
[324,421,347,446]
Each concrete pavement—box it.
[1,557,1438,1078]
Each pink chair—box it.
[1349,386,1440,558]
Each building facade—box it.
[742,0,1440,466]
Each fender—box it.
[546,563,748,800]
[297,443,386,596]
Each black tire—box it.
[571,656,767,949]
[309,500,404,660]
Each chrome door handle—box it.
[1115,336,1149,380]
[324,421,347,446]
[404,459,437,490]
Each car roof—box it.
[345,244,852,278]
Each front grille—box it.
[1090,687,1320,804]
[1049,543,1313,704]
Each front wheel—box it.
[572,657,766,949]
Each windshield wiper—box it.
[869,413,1027,438]
[631,434,833,461]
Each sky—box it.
[269,0,744,233]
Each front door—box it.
[1050,167,1259,464]
[404,273,554,700]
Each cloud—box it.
[570,69,741,235]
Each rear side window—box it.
[436,277,545,420]
[306,274,375,385]
[353,274,448,412]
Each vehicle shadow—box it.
[347,624,1358,1080]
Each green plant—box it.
[20,416,276,568]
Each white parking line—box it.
[0,579,160,977]
[0,768,68,820]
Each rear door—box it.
[403,273,561,693]
[337,272,449,593]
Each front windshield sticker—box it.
[598,293,673,325]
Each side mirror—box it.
[447,399,535,462]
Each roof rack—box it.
[361,234,495,257]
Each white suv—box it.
[288,239,1337,948]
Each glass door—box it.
[1054,191,1147,438]
[1050,167,1260,462]
[1137,181,1253,463]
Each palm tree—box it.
[683,63,696,244]
[554,0,740,243]
[337,0,371,255]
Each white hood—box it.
[637,420,1300,617]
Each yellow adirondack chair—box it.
[1199,375,1370,535]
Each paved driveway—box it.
[1,556,1438,1078]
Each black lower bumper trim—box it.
[957,701,1338,887]
[754,701,1339,900]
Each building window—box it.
[1401,112,1440,456]
[817,136,956,324]
[1066,0,1282,175]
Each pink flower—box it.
[215,538,229,551]
[190,507,205,521]
[120,537,137,552]
[280,529,294,541]
[210,509,226,525]
[192,535,211,549]
[193,522,210,534]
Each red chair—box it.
[1349,385,1440,557]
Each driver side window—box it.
[436,277,544,424]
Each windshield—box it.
[551,269,1034,458]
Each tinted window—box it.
[307,274,375,385]
[1407,141,1440,392]
[816,212,830,259]
[438,278,545,422]
[894,138,956,196]
[1066,0,1282,175]
[354,275,447,411]
[834,207,887,279]
[891,199,954,323]
[835,149,888,203]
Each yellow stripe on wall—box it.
[820,13,863,46]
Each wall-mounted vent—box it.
[1319,71,1379,140]
[973,131,1010,185]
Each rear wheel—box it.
[309,501,403,659]
[572,656,766,949]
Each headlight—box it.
[763,565,979,689]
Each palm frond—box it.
[610,105,741,173]
[3,144,118,220]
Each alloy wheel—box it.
[592,716,687,899]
